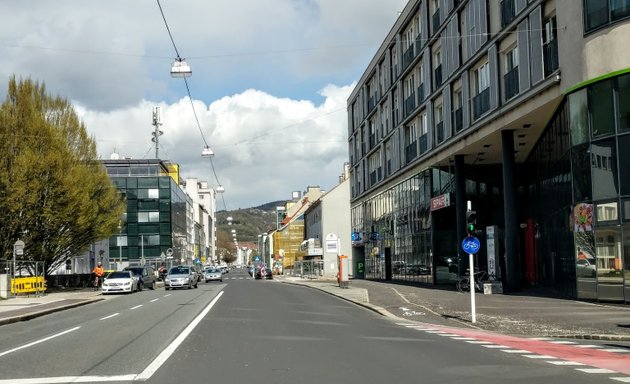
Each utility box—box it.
[0,274,9,299]
[483,282,503,294]
[338,255,349,289]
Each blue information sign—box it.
[461,236,481,254]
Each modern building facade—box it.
[183,178,217,265]
[348,0,630,302]
[304,165,352,278]
[104,159,193,269]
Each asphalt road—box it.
[0,269,627,384]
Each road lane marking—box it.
[575,345,600,348]
[163,294,171,297]
[481,345,510,349]
[0,327,80,358]
[611,378,630,382]
[99,313,120,321]
[501,349,532,353]
[575,368,616,374]
[546,361,585,366]
[601,348,630,353]
[150,298,159,303]
[549,340,577,344]
[465,340,491,344]
[136,290,224,381]
[0,374,137,383]
[523,355,556,359]
[130,305,143,310]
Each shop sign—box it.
[430,193,451,211]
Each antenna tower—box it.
[151,106,163,159]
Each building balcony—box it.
[453,107,463,133]
[472,88,490,120]
[436,121,444,143]
[543,39,559,77]
[501,0,516,27]
[367,95,376,113]
[417,83,425,103]
[404,93,416,118]
[405,142,418,163]
[402,45,415,71]
[419,134,428,154]
[432,9,441,35]
[434,64,443,87]
[504,66,519,100]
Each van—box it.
[123,265,157,291]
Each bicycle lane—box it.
[405,322,630,376]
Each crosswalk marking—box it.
[546,360,585,366]
[575,368,616,374]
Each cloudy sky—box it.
[0,0,407,210]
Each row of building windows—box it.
[584,0,630,33]
[349,1,560,198]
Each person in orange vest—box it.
[92,262,105,290]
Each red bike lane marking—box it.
[426,324,630,375]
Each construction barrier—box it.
[11,276,47,294]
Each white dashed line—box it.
[575,368,617,374]
[549,340,577,344]
[465,340,492,344]
[610,377,630,382]
[528,337,553,340]
[575,344,600,348]
[522,355,556,359]
[150,298,159,303]
[436,333,461,337]
[481,345,510,349]
[0,327,80,358]
[99,313,120,321]
[600,348,630,353]
[452,337,476,340]
[130,305,143,310]
[500,349,532,354]
[545,361,585,366]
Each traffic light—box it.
[466,210,477,236]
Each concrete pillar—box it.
[454,155,467,275]
[502,130,521,291]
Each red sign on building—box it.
[430,193,451,212]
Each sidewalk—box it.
[2,277,629,342]
[0,289,104,326]
[277,276,630,341]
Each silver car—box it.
[204,267,223,282]
[164,266,198,290]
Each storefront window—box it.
[618,74,630,132]
[595,227,623,280]
[591,139,618,200]
[569,89,589,146]
[590,80,616,137]
[571,143,592,201]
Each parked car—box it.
[255,267,273,280]
[204,267,223,282]
[164,266,197,290]
[190,265,203,284]
[123,265,156,291]
[102,271,137,294]
[576,258,596,277]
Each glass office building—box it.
[103,159,192,266]
[348,0,630,302]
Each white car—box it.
[102,271,137,294]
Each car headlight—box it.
[123,282,131,286]
[184,278,190,283]
[165,278,170,283]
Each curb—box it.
[0,297,104,326]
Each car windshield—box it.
[206,269,219,273]
[169,267,189,274]
[107,272,130,279]
[124,267,143,275]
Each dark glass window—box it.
[584,0,609,32]
[159,176,172,188]
[618,74,630,132]
[126,178,137,189]
[611,0,630,20]
[618,135,630,194]
[590,79,615,137]
[572,143,593,201]
[138,177,158,188]
[591,139,618,200]
[569,89,589,145]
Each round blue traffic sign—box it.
[461,236,480,254]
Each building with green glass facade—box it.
[348,0,630,302]
[104,159,193,268]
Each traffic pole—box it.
[469,252,476,323]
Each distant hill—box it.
[216,201,288,249]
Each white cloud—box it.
[77,84,352,209]
[0,0,404,208]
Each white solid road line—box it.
[0,375,138,384]
[0,327,80,358]
[135,291,224,381]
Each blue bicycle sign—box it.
[461,236,480,254]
